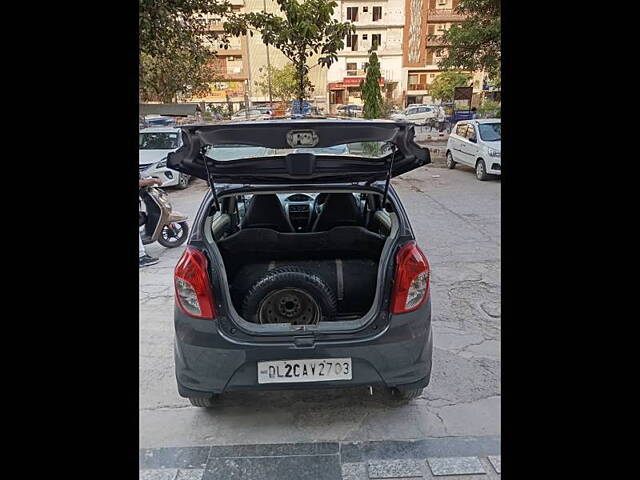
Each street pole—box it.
[263,0,273,108]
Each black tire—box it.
[390,386,424,402]
[476,159,488,181]
[446,151,456,169]
[241,266,337,325]
[176,173,190,190]
[189,395,219,408]
[157,221,189,248]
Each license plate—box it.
[257,358,352,384]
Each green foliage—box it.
[477,99,501,118]
[254,64,311,106]
[361,52,384,119]
[225,0,354,103]
[430,71,472,102]
[139,0,233,102]
[438,0,501,84]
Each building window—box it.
[346,62,357,75]
[371,34,381,51]
[363,6,368,12]
[373,6,382,21]
[346,7,358,21]
[362,34,368,40]
[438,0,447,5]
[346,34,358,51]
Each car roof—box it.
[139,127,180,133]
[455,118,501,125]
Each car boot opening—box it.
[204,189,398,331]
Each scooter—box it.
[139,185,189,248]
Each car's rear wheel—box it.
[446,152,456,169]
[189,395,219,408]
[390,386,424,402]
[476,159,488,181]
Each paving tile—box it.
[342,462,368,480]
[208,441,338,458]
[340,437,500,463]
[367,459,423,478]
[175,469,204,480]
[139,447,210,469]
[427,456,485,476]
[204,454,341,480]
[487,456,501,474]
[139,469,178,480]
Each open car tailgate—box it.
[167,119,430,185]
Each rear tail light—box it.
[391,241,430,314]
[174,247,216,319]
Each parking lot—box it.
[139,163,500,477]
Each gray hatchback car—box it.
[167,119,433,407]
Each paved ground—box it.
[140,164,500,478]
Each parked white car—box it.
[445,119,501,180]
[390,105,442,125]
[139,127,191,189]
[232,108,271,121]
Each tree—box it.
[139,0,233,102]
[361,52,383,119]
[254,64,308,106]
[225,0,354,104]
[429,71,472,102]
[437,0,501,85]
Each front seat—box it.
[312,193,362,232]
[241,194,294,232]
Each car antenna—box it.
[200,146,220,212]
[381,145,397,209]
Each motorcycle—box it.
[139,185,189,248]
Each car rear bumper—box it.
[174,299,433,396]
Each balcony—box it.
[408,84,431,92]
[427,8,466,22]
[426,35,448,46]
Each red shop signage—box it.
[343,77,384,86]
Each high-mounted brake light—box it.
[391,241,430,314]
[174,247,216,319]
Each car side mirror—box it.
[468,136,477,143]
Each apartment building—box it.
[327,1,405,112]
[188,0,249,107]
[402,0,484,106]
[243,0,328,109]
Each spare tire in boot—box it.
[241,266,337,325]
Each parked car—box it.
[390,105,440,125]
[232,108,271,121]
[139,127,191,189]
[445,119,501,180]
[166,119,433,407]
[336,104,363,117]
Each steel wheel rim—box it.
[258,288,320,325]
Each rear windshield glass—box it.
[139,132,180,150]
[478,123,501,142]
[204,142,393,161]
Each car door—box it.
[459,123,480,165]
[405,107,418,123]
[450,123,469,164]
